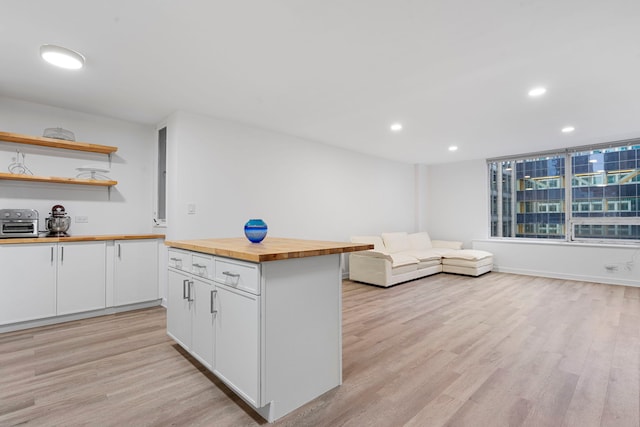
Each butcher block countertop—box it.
[0,234,165,244]
[165,237,373,263]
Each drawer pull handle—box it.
[182,279,189,299]
[192,263,207,276]
[210,289,217,314]
[170,257,179,261]
[222,271,240,278]
[187,281,194,302]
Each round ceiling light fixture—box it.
[40,44,85,70]
[528,86,547,97]
[561,126,575,133]
[448,145,458,152]
[390,123,403,132]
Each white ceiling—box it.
[3,0,640,164]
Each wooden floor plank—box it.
[1,273,639,426]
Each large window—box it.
[489,141,640,243]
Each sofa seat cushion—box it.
[426,247,458,257]
[442,256,493,268]
[442,249,493,261]
[417,259,441,269]
[389,252,419,268]
[392,263,418,275]
[402,249,441,262]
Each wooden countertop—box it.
[165,237,373,263]
[0,234,165,244]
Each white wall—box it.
[427,157,640,287]
[0,97,155,235]
[426,159,489,247]
[474,239,640,287]
[165,111,417,242]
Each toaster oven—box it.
[0,209,39,238]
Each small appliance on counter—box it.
[46,204,71,237]
[0,209,39,238]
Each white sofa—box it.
[349,232,493,287]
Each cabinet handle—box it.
[61,246,64,263]
[170,257,179,261]
[222,271,240,278]
[51,246,54,263]
[183,279,189,299]
[192,263,205,268]
[118,243,121,258]
[210,289,217,314]
[187,281,194,302]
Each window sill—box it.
[475,238,640,249]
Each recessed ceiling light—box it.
[561,126,575,133]
[589,159,598,163]
[40,44,85,69]
[390,123,403,132]
[448,145,458,152]
[528,87,547,97]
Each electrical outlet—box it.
[187,204,196,215]
[75,215,89,223]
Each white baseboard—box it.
[493,266,640,288]
[0,299,163,333]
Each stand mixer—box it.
[46,204,71,237]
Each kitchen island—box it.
[164,237,372,422]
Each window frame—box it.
[488,138,640,245]
[153,125,168,227]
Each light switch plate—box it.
[187,204,196,214]
[75,215,89,223]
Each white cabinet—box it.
[56,242,106,315]
[0,242,106,324]
[113,239,159,306]
[191,277,215,367]
[213,283,259,406]
[167,268,192,349]
[167,249,215,369]
[0,243,56,324]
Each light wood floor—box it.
[1,272,639,426]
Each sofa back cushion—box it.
[408,232,432,250]
[351,235,385,251]
[381,232,411,253]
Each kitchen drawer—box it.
[168,249,190,271]
[214,258,260,295]
[191,253,214,280]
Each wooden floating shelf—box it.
[0,131,117,154]
[0,172,117,187]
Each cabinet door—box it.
[114,240,159,306]
[0,244,56,324]
[57,242,106,315]
[191,277,215,369]
[214,283,260,406]
[167,269,191,349]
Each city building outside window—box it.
[488,141,640,243]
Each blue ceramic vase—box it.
[244,219,268,243]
